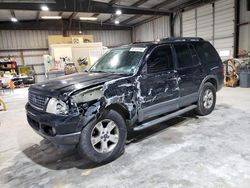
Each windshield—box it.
[89,47,147,74]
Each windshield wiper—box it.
[89,70,131,75]
[89,70,107,73]
[108,71,132,75]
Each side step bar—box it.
[133,105,197,131]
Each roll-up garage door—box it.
[182,0,235,60]
[214,0,235,59]
[197,4,213,41]
[182,10,196,37]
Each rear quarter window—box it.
[194,42,220,66]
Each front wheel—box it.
[78,109,127,164]
[195,82,216,116]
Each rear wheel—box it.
[195,82,216,116]
[78,109,127,164]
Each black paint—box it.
[26,38,224,146]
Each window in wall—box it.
[147,45,173,73]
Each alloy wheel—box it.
[91,119,119,153]
[203,89,214,109]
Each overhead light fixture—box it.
[41,5,49,11]
[115,9,122,16]
[41,16,62,19]
[79,17,98,21]
[11,17,18,22]
[115,20,120,25]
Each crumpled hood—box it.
[29,72,124,97]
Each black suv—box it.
[26,37,223,164]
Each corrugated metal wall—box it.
[0,29,132,82]
[133,16,170,42]
[239,0,250,51]
[0,30,132,50]
[0,30,61,50]
[70,30,131,47]
[182,0,235,59]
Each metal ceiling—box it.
[0,0,55,3]
[0,0,214,31]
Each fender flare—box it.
[76,101,102,131]
[198,75,218,93]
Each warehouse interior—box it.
[0,0,250,187]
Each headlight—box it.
[46,98,69,115]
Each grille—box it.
[28,92,47,111]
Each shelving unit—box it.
[0,59,18,75]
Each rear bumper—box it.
[26,103,81,145]
[217,82,223,91]
[217,77,224,91]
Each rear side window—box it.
[194,42,220,65]
[147,45,173,73]
[189,44,200,66]
[174,44,194,68]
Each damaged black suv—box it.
[26,37,223,164]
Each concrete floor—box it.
[1,87,250,188]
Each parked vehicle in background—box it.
[26,37,223,164]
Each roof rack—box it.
[160,37,204,42]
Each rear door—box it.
[137,45,180,121]
[173,43,203,107]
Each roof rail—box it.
[160,37,204,42]
[132,41,153,44]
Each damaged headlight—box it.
[72,86,103,104]
[46,98,69,115]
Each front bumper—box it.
[26,103,81,145]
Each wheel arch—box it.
[199,75,218,92]
[106,103,130,121]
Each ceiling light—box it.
[41,5,49,11]
[115,9,122,15]
[41,16,62,19]
[115,20,120,24]
[79,30,82,34]
[79,17,98,21]
[11,17,18,22]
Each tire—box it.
[195,82,216,116]
[78,109,127,164]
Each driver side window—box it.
[147,45,173,74]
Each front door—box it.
[137,45,180,121]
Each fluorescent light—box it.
[115,9,122,15]
[115,20,120,24]
[41,5,49,11]
[11,17,18,22]
[41,16,62,19]
[79,17,98,21]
